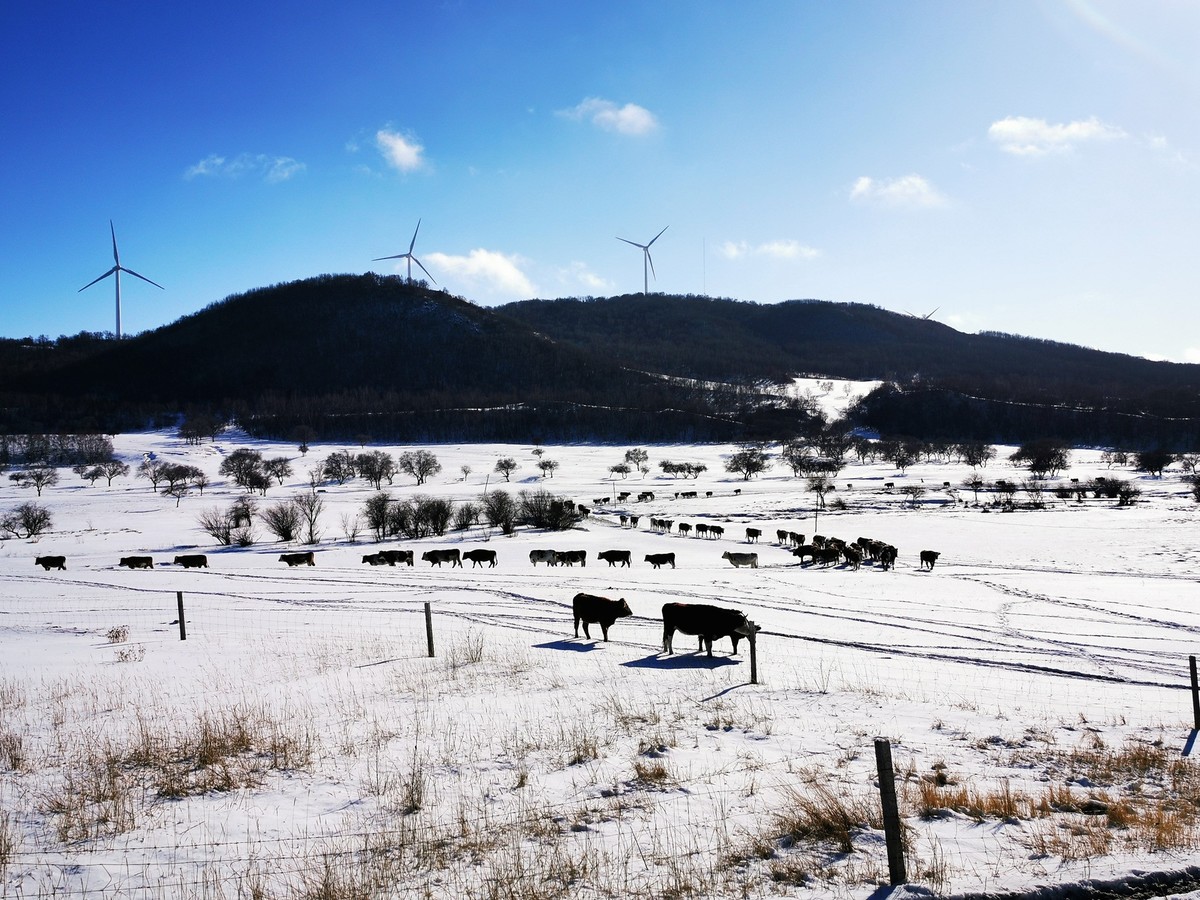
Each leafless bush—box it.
[261,499,302,541]
[453,501,481,531]
[105,625,129,644]
[0,501,53,538]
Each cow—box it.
[645,552,676,569]
[722,551,758,568]
[597,550,632,567]
[618,492,631,502]
[119,556,154,569]
[710,525,724,540]
[694,523,709,538]
[842,546,863,571]
[661,602,761,657]
[792,545,817,564]
[681,491,697,499]
[788,531,804,547]
[572,593,633,642]
[776,529,790,545]
[463,549,498,568]
[422,549,462,568]
[593,497,607,506]
[34,555,66,571]
[920,550,941,570]
[620,514,628,527]
[677,523,692,537]
[629,515,639,528]
[745,528,761,543]
[363,553,389,566]
[280,551,315,566]
[529,550,559,566]
[816,547,841,567]
[879,545,898,570]
[558,550,587,567]
[173,554,208,569]
[380,549,414,566]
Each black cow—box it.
[363,553,389,566]
[745,528,761,543]
[35,555,66,571]
[280,551,315,566]
[173,554,208,568]
[558,550,587,567]
[644,552,676,569]
[920,550,940,570]
[572,593,633,641]
[597,550,632,567]
[380,549,414,566]
[422,549,462,568]
[661,602,761,657]
[119,556,154,569]
[462,549,497,568]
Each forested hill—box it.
[500,295,1200,421]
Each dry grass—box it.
[772,782,882,854]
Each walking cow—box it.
[572,593,633,642]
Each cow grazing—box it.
[363,553,389,566]
[645,552,676,569]
[572,593,633,642]
[745,528,761,543]
[119,556,154,569]
[463,549,498,568]
[280,551,315,566]
[661,602,761,657]
[722,551,758,568]
[558,550,587,567]
[920,550,941,570]
[422,549,462,568]
[173,554,208,569]
[35,556,66,571]
[380,549,414,566]
[529,549,558,566]
[597,550,632,567]
[879,546,898,570]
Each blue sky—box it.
[2,1,1199,362]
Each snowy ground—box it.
[3,429,1200,898]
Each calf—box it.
[173,554,208,569]
[722,551,758,568]
[280,551,315,566]
[920,550,941,570]
[597,549,632,567]
[572,593,633,641]
[422,549,462,568]
[661,602,760,657]
[645,552,676,569]
[462,549,498,568]
[119,556,154,569]
[35,555,66,571]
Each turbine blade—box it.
[409,219,421,254]
[79,267,118,292]
[372,253,407,261]
[110,220,120,264]
[617,237,646,249]
[121,266,164,290]
[411,255,437,285]
[647,225,669,247]
[647,250,657,281]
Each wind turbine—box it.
[373,219,436,284]
[78,221,163,340]
[617,225,668,295]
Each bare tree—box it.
[293,492,324,544]
[9,467,59,497]
[261,500,302,542]
[609,463,632,480]
[494,457,518,482]
[724,448,770,481]
[398,450,441,486]
[99,459,131,486]
[805,474,836,509]
[538,459,559,478]
[1,502,52,538]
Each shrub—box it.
[260,500,302,541]
[0,502,52,538]
[518,489,577,530]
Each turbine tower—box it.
[79,221,163,340]
[617,225,668,295]
[373,219,436,284]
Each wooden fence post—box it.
[425,602,435,658]
[748,629,758,685]
[874,738,907,886]
[1190,656,1199,731]
[176,591,187,641]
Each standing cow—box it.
[462,549,498,568]
[572,593,633,642]
[35,556,66,571]
[920,550,941,570]
[661,603,760,657]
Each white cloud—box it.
[184,153,305,182]
[558,97,659,135]
[718,239,819,261]
[376,129,424,172]
[1184,347,1200,364]
[426,249,535,296]
[850,174,947,208]
[987,116,1126,156]
[557,261,612,293]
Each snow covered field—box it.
[3,428,1200,898]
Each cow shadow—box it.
[622,653,738,670]
[533,639,599,653]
